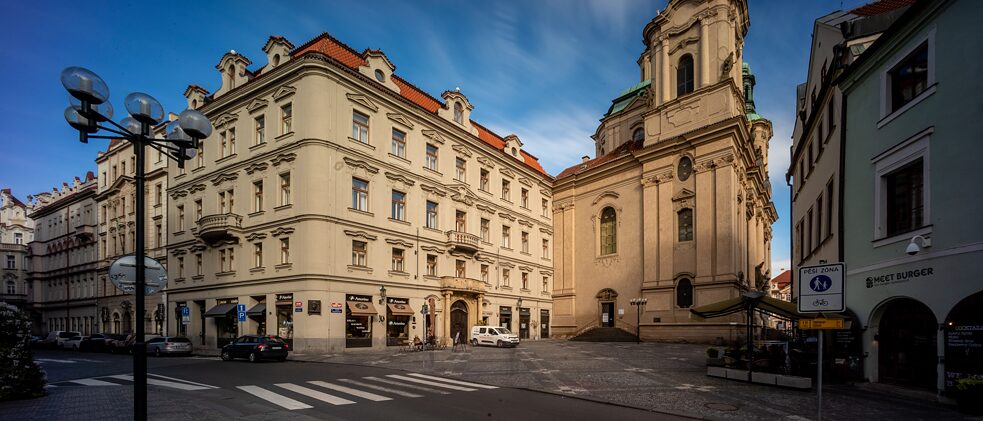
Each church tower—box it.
[553,0,776,342]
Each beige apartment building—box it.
[552,0,776,342]
[165,34,554,352]
[94,137,170,336]
[1,188,35,311]
[26,174,100,335]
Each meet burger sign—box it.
[865,266,934,288]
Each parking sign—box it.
[797,263,845,313]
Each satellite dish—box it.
[108,255,168,295]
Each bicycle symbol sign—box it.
[797,263,845,313]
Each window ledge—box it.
[275,263,293,270]
[388,270,410,278]
[174,277,186,283]
[275,132,294,142]
[481,240,493,246]
[541,291,551,296]
[541,257,551,262]
[877,84,937,129]
[192,167,205,174]
[423,275,440,281]
[174,173,187,180]
[500,285,513,291]
[216,271,236,277]
[216,154,238,165]
[520,251,531,256]
[388,218,410,226]
[250,267,265,273]
[423,167,442,177]
[422,227,442,234]
[520,288,531,293]
[250,142,267,151]
[274,204,293,211]
[192,275,204,281]
[249,211,265,217]
[501,198,513,204]
[173,230,186,236]
[348,208,374,217]
[348,137,375,150]
[873,225,933,248]
[347,265,372,273]
[388,153,410,165]
[501,247,513,252]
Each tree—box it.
[0,303,46,400]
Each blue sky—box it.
[0,0,872,275]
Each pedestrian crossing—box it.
[50,373,219,390]
[36,358,107,364]
[236,373,498,411]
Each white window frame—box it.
[872,127,932,245]
[877,28,936,128]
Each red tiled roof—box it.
[771,270,792,288]
[850,0,915,17]
[289,32,549,177]
[556,139,643,179]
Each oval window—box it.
[677,156,693,181]
[375,69,385,82]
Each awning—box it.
[203,303,237,318]
[347,301,379,316]
[689,293,848,321]
[246,303,266,317]
[387,303,415,316]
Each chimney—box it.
[582,155,590,163]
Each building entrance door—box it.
[878,298,937,389]
[601,302,615,327]
[450,300,469,344]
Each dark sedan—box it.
[221,335,289,362]
[79,333,111,352]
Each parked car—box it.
[43,331,80,349]
[62,335,88,350]
[221,335,289,362]
[79,334,112,352]
[110,333,160,354]
[101,334,126,352]
[470,326,520,348]
[146,336,193,357]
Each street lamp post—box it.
[61,67,212,421]
[629,298,647,344]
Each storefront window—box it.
[275,294,294,348]
[386,297,414,346]
[499,306,512,331]
[346,294,376,348]
[519,307,530,339]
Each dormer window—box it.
[375,69,385,83]
[511,148,518,157]
[453,102,463,124]
[273,54,280,66]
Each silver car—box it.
[146,336,193,356]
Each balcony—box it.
[195,213,242,244]
[440,276,485,294]
[446,230,481,253]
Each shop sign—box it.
[387,297,409,305]
[309,300,321,315]
[799,318,844,330]
[347,294,372,302]
[331,302,343,314]
[500,306,512,315]
[519,308,530,316]
[276,293,293,304]
[865,266,934,288]
[618,308,624,316]
[945,325,983,390]
[388,320,407,327]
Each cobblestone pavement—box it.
[289,340,976,420]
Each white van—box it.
[470,326,520,348]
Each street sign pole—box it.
[818,328,823,421]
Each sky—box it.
[0,0,872,277]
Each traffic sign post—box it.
[796,262,846,421]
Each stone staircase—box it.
[569,327,639,342]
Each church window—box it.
[677,156,693,181]
[632,127,644,143]
[600,207,617,255]
[678,208,694,241]
[677,55,695,96]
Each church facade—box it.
[551,0,776,342]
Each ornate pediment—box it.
[169,189,189,200]
[244,232,267,242]
[420,184,446,197]
[499,261,515,268]
[517,219,533,228]
[498,167,515,178]
[518,177,533,187]
[244,162,269,175]
[475,203,495,214]
[170,248,187,256]
[270,226,295,237]
[448,184,478,206]
[188,243,207,253]
[246,98,268,113]
[385,238,414,248]
[539,227,553,236]
[211,171,239,186]
[188,183,207,194]
[540,188,551,198]
[214,112,239,128]
[476,156,495,169]
[451,144,472,158]
[384,171,416,187]
[672,188,695,211]
[420,129,446,145]
[421,245,445,254]
[343,157,379,174]
[595,288,618,300]
[270,153,297,166]
[272,85,296,102]
[539,269,553,276]
[386,112,414,129]
[592,191,620,206]
[672,188,695,202]
[346,93,378,112]
[518,265,533,272]
[498,212,516,221]
[344,230,377,241]
[448,250,473,259]
[474,253,496,264]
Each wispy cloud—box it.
[484,104,598,175]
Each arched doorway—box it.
[943,290,983,393]
[877,298,937,388]
[596,288,618,327]
[122,311,132,335]
[450,300,469,344]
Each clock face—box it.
[678,157,693,181]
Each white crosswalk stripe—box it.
[384,374,478,391]
[107,375,213,391]
[307,380,392,401]
[275,383,356,405]
[68,378,121,386]
[336,378,423,398]
[237,385,313,410]
[406,373,498,389]
[362,376,451,395]
[147,373,219,389]
[36,358,77,364]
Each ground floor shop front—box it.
[165,278,551,353]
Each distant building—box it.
[1,188,35,310]
[551,0,776,342]
[765,270,791,330]
[165,34,553,352]
[26,174,100,335]
[838,0,983,397]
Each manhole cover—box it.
[705,403,739,411]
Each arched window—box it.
[676,278,693,308]
[677,55,695,97]
[113,313,121,334]
[227,64,236,89]
[632,127,644,143]
[600,207,617,255]
[678,208,693,241]
[453,102,463,124]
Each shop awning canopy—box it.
[689,292,848,321]
[203,303,237,318]
[387,303,415,316]
[246,303,266,317]
[347,301,379,316]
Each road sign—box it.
[237,312,246,321]
[799,318,845,330]
[237,304,246,313]
[108,255,168,295]
[180,307,190,316]
[797,263,845,313]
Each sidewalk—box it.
[288,340,972,420]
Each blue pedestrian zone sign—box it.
[797,263,845,313]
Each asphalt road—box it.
[34,349,687,421]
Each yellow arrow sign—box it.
[799,318,844,330]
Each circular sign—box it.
[809,275,833,292]
[355,303,369,310]
[108,255,168,295]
